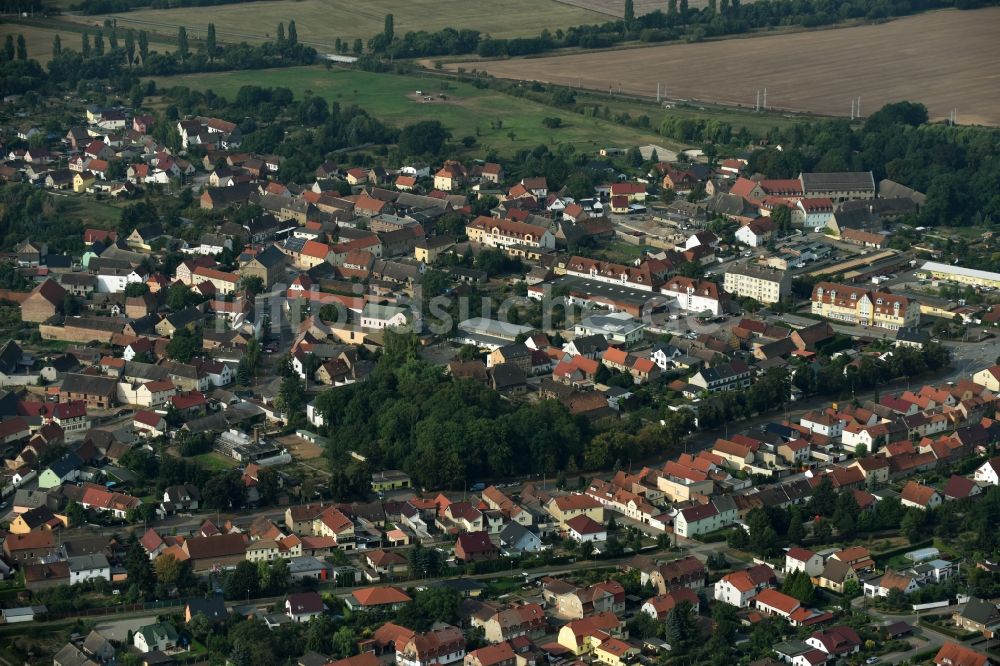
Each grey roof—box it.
[497,343,533,360]
[186,597,228,621]
[726,262,787,281]
[878,178,927,205]
[13,488,52,511]
[490,363,526,390]
[82,630,114,660]
[59,273,98,287]
[707,192,753,217]
[800,171,875,193]
[165,305,204,329]
[498,522,539,549]
[124,361,170,382]
[46,451,83,479]
[248,244,286,269]
[61,373,117,397]
[288,556,329,575]
[53,644,97,666]
[895,327,929,343]
[68,553,110,572]
[958,597,1000,627]
[0,339,23,374]
[567,333,609,355]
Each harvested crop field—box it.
[453,8,1000,125]
[0,23,74,64]
[80,0,606,51]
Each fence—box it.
[46,598,184,621]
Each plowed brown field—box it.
[451,8,1000,125]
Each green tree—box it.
[206,23,217,60]
[277,22,285,44]
[624,0,636,22]
[52,34,62,57]
[808,476,837,516]
[225,560,260,600]
[257,467,281,505]
[125,540,155,595]
[202,471,247,510]
[16,34,27,60]
[3,35,14,61]
[238,275,265,295]
[397,587,461,631]
[787,506,806,543]
[177,26,189,59]
[62,294,80,316]
[124,29,134,65]
[166,326,201,363]
[664,600,697,654]
[167,282,197,310]
[123,282,150,297]
[138,30,149,62]
[94,29,104,55]
[841,579,862,612]
[675,260,705,279]
[288,20,298,46]
[154,553,192,588]
[399,120,450,156]
[901,509,925,543]
[65,501,86,527]
[384,14,394,42]
[782,570,815,605]
[275,374,305,419]
[331,626,356,658]
[771,204,792,233]
[747,508,778,556]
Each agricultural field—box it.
[452,8,1000,126]
[154,66,671,156]
[0,23,75,64]
[76,0,607,52]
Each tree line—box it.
[2,20,315,96]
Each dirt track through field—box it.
[451,8,1000,125]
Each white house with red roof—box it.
[641,588,700,620]
[785,547,824,577]
[714,564,777,607]
[51,400,89,432]
[134,410,167,436]
[565,515,607,543]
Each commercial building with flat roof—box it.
[919,261,1000,290]
[723,263,790,304]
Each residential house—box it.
[714,564,777,607]
[285,592,325,622]
[134,622,178,653]
[900,481,943,510]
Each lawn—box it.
[54,193,125,229]
[85,0,607,51]
[154,66,665,157]
[573,89,800,136]
[193,452,239,471]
